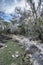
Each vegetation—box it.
[0,0,43,41]
[10,0,43,40]
[0,0,43,65]
[0,40,32,65]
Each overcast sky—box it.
[0,0,39,14]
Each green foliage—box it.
[0,40,32,65]
[0,40,23,65]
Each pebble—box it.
[12,55,15,58]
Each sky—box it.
[0,0,38,22]
[0,0,26,14]
[0,0,39,14]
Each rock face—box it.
[0,34,12,43]
[0,34,12,48]
[12,35,43,65]
[0,43,5,48]
[27,44,41,54]
[0,44,3,48]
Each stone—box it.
[15,51,19,58]
[29,44,41,54]
[12,55,15,58]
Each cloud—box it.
[0,0,26,14]
[0,0,38,14]
[0,0,39,22]
[5,0,26,14]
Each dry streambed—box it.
[12,35,43,65]
[0,34,43,65]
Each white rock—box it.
[15,55,19,58]
[5,45,7,48]
[15,51,19,58]
[28,54,32,57]
[12,55,15,58]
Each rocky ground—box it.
[0,34,12,48]
[0,34,43,65]
[12,35,43,65]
